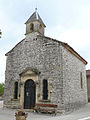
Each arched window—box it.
[43,79,48,100]
[39,24,42,29]
[14,82,18,99]
[30,23,34,31]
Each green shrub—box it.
[0,83,4,96]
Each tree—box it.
[0,83,4,96]
[0,29,2,38]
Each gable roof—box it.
[61,42,87,65]
[38,35,88,65]
[25,11,46,27]
[5,35,88,65]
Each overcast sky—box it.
[0,0,90,83]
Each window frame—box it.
[80,72,83,89]
[30,23,34,31]
[14,82,18,99]
[43,79,48,100]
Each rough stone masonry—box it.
[4,10,88,113]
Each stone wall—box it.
[4,33,87,112]
[4,34,63,109]
[61,45,88,112]
[26,21,44,35]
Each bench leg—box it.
[54,111,56,116]
[52,111,57,116]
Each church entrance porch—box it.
[19,68,40,109]
[24,79,36,109]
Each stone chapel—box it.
[4,10,88,112]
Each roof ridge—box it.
[37,35,87,65]
[5,35,87,65]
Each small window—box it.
[39,24,42,29]
[80,72,83,89]
[14,82,18,99]
[43,79,48,100]
[30,23,34,31]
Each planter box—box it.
[15,114,28,120]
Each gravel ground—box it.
[0,101,90,120]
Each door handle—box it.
[26,92,29,96]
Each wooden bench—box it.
[33,103,58,115]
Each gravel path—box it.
[0,101,90,120]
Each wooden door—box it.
[24,79,36,109]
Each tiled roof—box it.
[25,11,46,27]
[38,35,88,65]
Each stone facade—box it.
[61,45,87,111]
[4,10,88,112]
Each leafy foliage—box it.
[0,83,4,96]
[0,29,2,38]
[15,108,27,116]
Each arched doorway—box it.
[24,79,36,109]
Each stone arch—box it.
[30,23,34,31]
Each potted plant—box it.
[15,108,28,120]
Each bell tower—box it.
[25,9,46,36]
